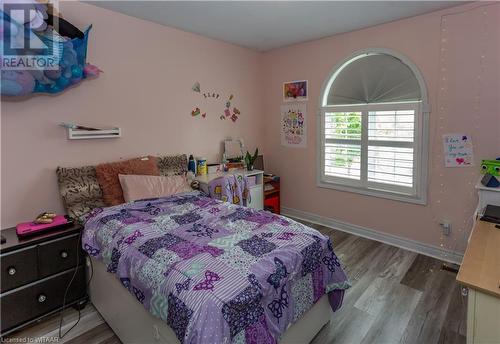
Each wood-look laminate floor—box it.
[6,220,466,344]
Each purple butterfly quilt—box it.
[82,191,349,344]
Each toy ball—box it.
[47,83,62,94]
[62,46,77,67]
[70,75,82,85]
[56,76,70,88]
[71,65,83,79]
[1,70,35,96]
[34,83,47,93]
[44,68,62,80]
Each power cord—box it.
[58,230,94,339]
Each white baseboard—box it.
[282,207,464,265]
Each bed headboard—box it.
[56,154,187,220]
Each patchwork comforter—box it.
[82,191,349,344]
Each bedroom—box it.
[0,1,499,343]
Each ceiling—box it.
[86,1,463,52]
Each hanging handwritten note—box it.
[443,133,474,167]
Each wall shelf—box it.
[68,128,121,140]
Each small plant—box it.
[245,148,259,171]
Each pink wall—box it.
[1,2,264,227]
[262,3,500,253]
[1,2,499,256]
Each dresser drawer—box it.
[38,234,84,278]
[1,247,38,293]
[0,266,86,333]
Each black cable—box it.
[58,229,93,339]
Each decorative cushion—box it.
[56,154,187,218]
[119,174,192,202]
[56,166,106,220]
[157,154,187,176]
[95,156,160,206]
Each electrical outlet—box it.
[440,221,452,236]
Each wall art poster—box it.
[443,133,474,167]
[283,80,308,102]
[281,103,306,148]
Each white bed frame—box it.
[88,257,332,344]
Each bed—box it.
[57,155,349,344]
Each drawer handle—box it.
[38,294,47,303]
[60,251,68,259]
[7,267,16,276]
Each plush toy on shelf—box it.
[480,159,500,177]
[480,158,500,188]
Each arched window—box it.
[318,49,429,204]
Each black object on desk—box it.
[481,204,500,224]
[0,223,87,336]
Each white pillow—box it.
[118,174,192,202]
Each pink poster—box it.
[281,103,307,148]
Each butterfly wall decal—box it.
[267,257,289,290]
[193,270,221,291]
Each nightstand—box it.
[0,224,87,336]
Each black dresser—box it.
[0,224,87,336]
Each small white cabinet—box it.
[466,289,500,344]
[195,169,264,210]
[475,177,500,216]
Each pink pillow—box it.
[118,174,192,202]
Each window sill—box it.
[317,180,427,205]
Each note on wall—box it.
[281,103,306,148]
[443,133,474,167]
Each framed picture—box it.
[283,80,308,102]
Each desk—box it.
[195,169,264,210]
[457,220,500,344]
